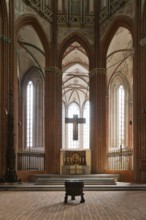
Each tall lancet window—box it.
[62,103,65,149]
[83,101,90,149]
[118,85,125,147]
[68,103,80,149]
[62,41,89,150]
[22,69,44,151]
[107,27,133,170]
[26,81,33,148]
[109,77,129,150]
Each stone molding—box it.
[45,66,62,76]
[0,34,11,43]
[89,68,106,77]
[140,38,146,47]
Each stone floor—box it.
[0,190,146,220]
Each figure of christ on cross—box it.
[65,115,86,140]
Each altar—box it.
[60,149,91,174]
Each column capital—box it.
[0,34,11,43]
[89,68,106,77]
[45,66,62,76]
[140,38,146,46]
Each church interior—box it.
[2,0,146,219]
[1,0,146,188]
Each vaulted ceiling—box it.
[62,42,89,108]
[106,27,133,88]
[17,25,133,106]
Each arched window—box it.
[109,76,129,150]
[83,101,90,149]
[67,102,80,149]
[62,103,65,149]
[26,81,33,148]
[118,85,125,147]
[107,27,133,170]
[62,42,90,150]
[22,69,44,151]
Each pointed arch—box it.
[105,23,133,95]
[109,73,130,150]
[21,66,45,150]
[21,66,45,87]
[101,15,134,67]
[110,72,131,100]
[58,32,94,69]
[61,33,90,150]
[15,13,50,64]
[105,19,134,171]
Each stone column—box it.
[45,67,62,174]
[133,0,143,183]
[44,1,62,174]
[1,0,20,182]
[89,68,106,173]
[0,1,10,178]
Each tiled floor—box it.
[0,190,146,220]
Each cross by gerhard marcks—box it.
[65,115,86,140]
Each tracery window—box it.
[62,103,66,149]
[62,42,89,150]
[63,101,90,149]
[22,68,44,151]
[83,101,90,149]
[118,85,125,147]
[109,76,128,150]
[26,81,33,148]
[67,102,80,149]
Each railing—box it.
[23,0,94,25]
[57,14,94,25]
[23,0,53,22]
[107,148,133,170]
[23,0,129,25]
[99,0,129,23]
[17,150,45,171]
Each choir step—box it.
[33,174,120,186]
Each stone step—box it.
[34,177,116,185]
[33,174,119,185]
[31,174,120,182]
[1,183,146,191]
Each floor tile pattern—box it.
[0,191,146,220]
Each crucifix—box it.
[65,114,86,140]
